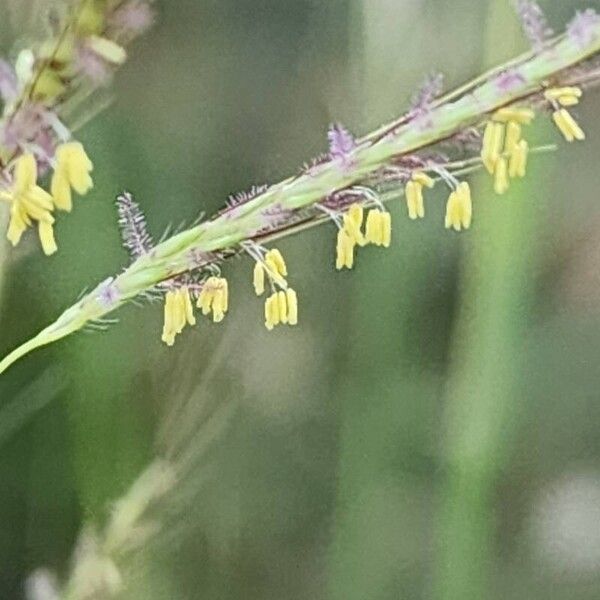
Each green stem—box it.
[2,20,600,374]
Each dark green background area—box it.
[1,1,600,598]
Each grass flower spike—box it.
[51,142,94,211]
[4,7,600,373]
[1,154,56,254]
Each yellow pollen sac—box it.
[380,212,392,248]
[264,289,298,330]
[509,140,529,178]
[445,182,472,232]
[504,121,522,153]
[38,222,57,256]
[161,288,196,346]
[265,248,288,277]
[545,87,582,101]
[336,228,356,270]
[343,204,366,246]
[494,157,509,195]
[87,36,127,66]
[253,262,265,296]
[286,288,298,326]
[493,107,535,125]
[481,121,505,174]
[1,154,57,254]
[365,209,392,247]
[412,171,435,189]
[552,109,585,142]
[197,277,229,323]
[264,292,281,330]
[277,290,288,324]
[405,181,423,220]
[51,142,94,212]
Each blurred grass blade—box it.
[0,370,63,448]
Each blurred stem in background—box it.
[434,3,546,599]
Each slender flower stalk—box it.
[2,11,600,375]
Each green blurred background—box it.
[2,0,600,598]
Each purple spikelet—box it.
[514,0,553,49]
[328,123,356,165]
[568,9,600,48]
[116,192,154,260]
[410,73,444,113]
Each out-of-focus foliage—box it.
[1,1,600,599]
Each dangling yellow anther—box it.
[405,181,423,220]
[504,121,521,153]
[545,87,582,102]
[336,228,356,270]
[51,142,94,212]
[412,172,435,189]
[264,288,298,330]
[364,209,392,247]
[161,287,196,346]
[509,140,529,179]
[265,249,287,277]
[343,203,366,246]
[481,121,505,174]
[253,262,265,296]
[197,277,229,323]
[0,154,57,255]
[286,289,298,326]
[493,107,535,125]
[405,171,433,219]
[264,292,280,331]
[552,108,586,142]
[277,291,288,324]
[494,157,509,195]
[444,182,472,232]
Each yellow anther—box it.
[277,290,288,324]
[552,109,585,142]
[197,277,229,323]
[51,142,94,212]
[2,154,56,254]
[343,204,366,246]
[38,222,57,256]
[286,289,298,326]
[264,292,282,330]
[509,140,529,179]
[544,87,582,101]
[364,209,392,247]
[504,121,521,153]
[405,180,425,220]
[380,212,392,248]
[445,182,472,232]
[265,248,287,277]
[87,36,127,66]
[494,157,509,195]
[412,171,435,188]
[481,121,505,174]
[253,262,265,296]
[161,287,196,346]
[365,209,382,245]
[493,107,535,125]
[336,228,355,270]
